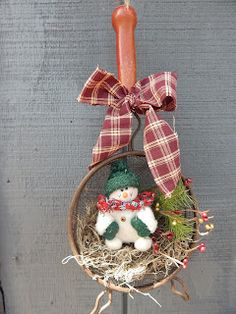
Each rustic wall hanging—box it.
[63,1,214,312]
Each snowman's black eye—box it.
[125,187,128,190]
[121,189,124,192]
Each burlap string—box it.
[89,276,189,313]
[170,276,190,301]
[90,289,113,314]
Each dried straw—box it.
[76,204,194,286]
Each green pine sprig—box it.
[165,213,194,240]
[151,180,196,240]
[158,180,196,211]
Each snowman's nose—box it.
[122,191,128,199]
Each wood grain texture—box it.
[0,0,236,313]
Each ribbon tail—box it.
[90,103,132,168]
[144,107,181,197]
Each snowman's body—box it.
[96,186,157,251]
[111,210,139,243]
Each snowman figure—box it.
[95,159,158,251]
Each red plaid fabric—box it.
[78,68,181,196]
[97,191,155,213]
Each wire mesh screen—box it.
[72,155,154,237]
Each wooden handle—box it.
[112,5,137,90]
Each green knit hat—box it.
[104,159,140,197]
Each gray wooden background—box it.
[0,0,236,313]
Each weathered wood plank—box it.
[128,0,236,313]
[0,0,235,313]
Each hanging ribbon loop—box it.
[78,67,181,196]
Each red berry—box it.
[153,243,159,254]
[201,212,208,218]
[167,231,174,240]
[174,210,182,215]
[184,178,193,187]
[183,258,188,264]
[198,243,206,252]
[199,246,206,253]
[183,263,188,269]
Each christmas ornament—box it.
[63,2,214,312]
[95,159,157,251]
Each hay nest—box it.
[75,203,194,286]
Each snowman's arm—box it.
[95,212,115,236]
[137,206,157,233]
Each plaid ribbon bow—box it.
[78,68,181,196]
